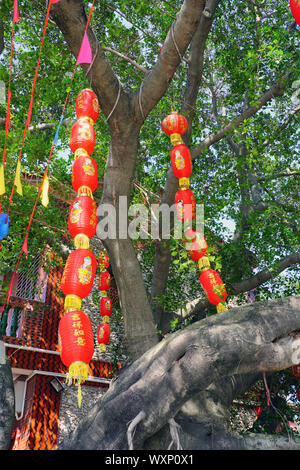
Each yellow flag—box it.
[0,165,5,196]
[14,160,23,196]
[41,173,49,207]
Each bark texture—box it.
[0,341,15,451]
[58,296,300,450]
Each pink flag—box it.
[13,0,20,23]
[50,0,61,3]
[76,31,92,65]
[22,232,29,259]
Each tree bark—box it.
[58,295,300,450]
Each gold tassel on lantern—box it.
[179,177,190,189]
[64,294,82,312]
[216,302,228,313]
[67,361,89,408]
[74,233,90,249]
[198,256,210,272]
[99,343,106,352]
[170,133,183,146]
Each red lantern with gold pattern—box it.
[291,365,300,380]
[68,196,97,247]
[199,268,227,305]
[184,229,208,261]
[175,189,196,222]
[162,112,188,146]
[58,310,94,385]
[60,249,97,303]
[97,322,110,352]
[99,271,111,291]
[72,155,98,194]
[170,144,192,179]
[75,89,99,123]
[100,296,112,320]
[70,118,95,155]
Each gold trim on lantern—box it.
[78,116,94,126]
[67,361,89,385]
[100,290,109,296]
[170,133,183,146]
[99,265,108,273]
[74,148,89,160]
[77,186,94,198]
[102,315,110,323]
[198,257,211,272]
[179,177,190,189]
[216,302,228,314]
[74,233,90,249]
[99,343,107,352]
[64,295,82,312]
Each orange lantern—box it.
[58,310,94,405]
[175,189,196,222]
[199,268,227,311]
[72,154,98,196]
[100,296,112,322]
[60,249,97,311]
[99,271,111,291]
[97,322,110,352]
[75,88,99,123]
[170,144,192,179]
[68,196,97,248]
[162,112,188,146]
[70,118,95,155]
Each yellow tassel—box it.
[216,302,228,313]
[77,186,94,198]
[170,133,183,146]
[68,361,89,384]
[64,295,82,311]
[179,177,190,189]
[74,233,90,249]
[14,160,23,195]
[99,343,106,352]
[198,257,210,272]
[0,164,5,196]
[78,116,94,126]
[77,384,82,408]
[74,148,89,160]
[41,173,49,207]
[102,315,110,323]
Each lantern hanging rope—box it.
[162,111,228,314]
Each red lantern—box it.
[70,118,95,155]
[72,155,98,194]
[175,189,196,222]
[291,365,300,380]
[58,310,94,383]
[199,268,227,305]
[76,89,99,123]
[100,296,112,319]
[60,249,97,301]
[99,271,111,291]
[97,322,110,352]
[162,112,188,146]
[68,196,97,246]
[290,0,300,25]
[255,406,263,417]
[184,229,208,261]
[170,144,192,179]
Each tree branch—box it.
[190,71,293,160]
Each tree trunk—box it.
[58,295,300,450]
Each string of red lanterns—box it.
[97,252,112,352]
[58,89,102,404]
[162,111,228,314]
